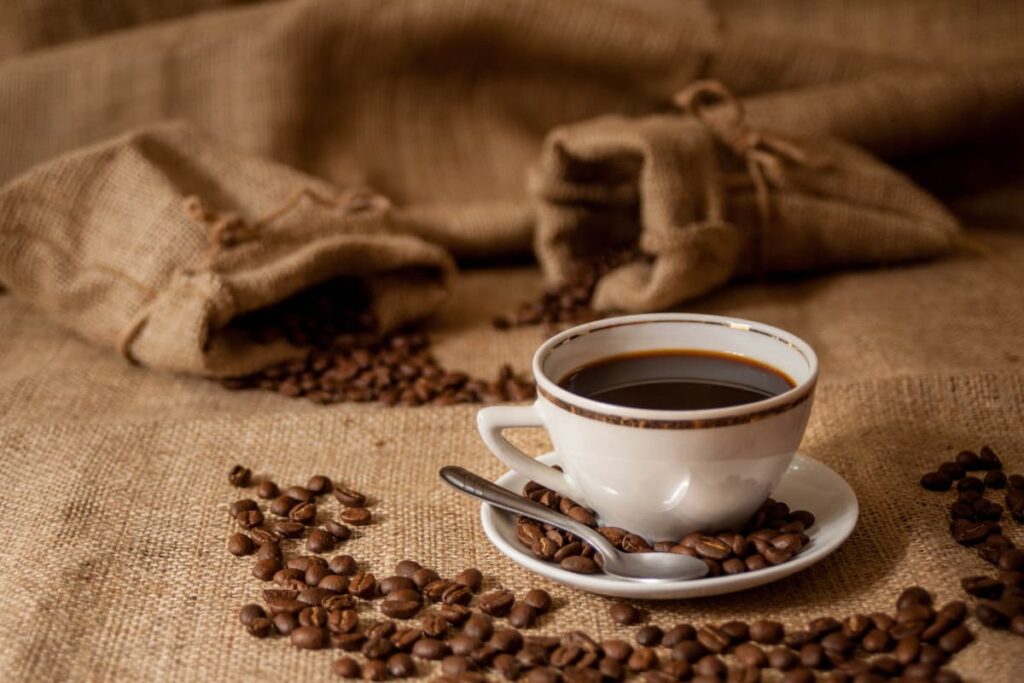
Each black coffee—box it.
[558,350,794,410]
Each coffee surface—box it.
[558,350,794,410]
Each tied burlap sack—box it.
[0,121,454,378]
[531,81,961,313]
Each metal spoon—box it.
[439,466,708,582]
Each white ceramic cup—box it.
[477,313,818,541]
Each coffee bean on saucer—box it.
[228,465,251,487]
[561,556,598,574]
[334,485,367,507]
[609,602,640,625]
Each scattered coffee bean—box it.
[247,617,272,637]
[228,465,252,487]
[291,625,327,649]
[282,486,315,503]
[439,604,472,626]
[509,604,538,629]
[332,656,360,678]
[307,528,337,553]
[523,588,552,613]
[252,558,281,581]
[921,472,952,491]
[228,533,254,556]
[362,660,387,681]
[412,637,450,660]
[479,589,515,616]
[349,571,377,599]
[636,625,663,647]
[464,613,494,641]
[330,554,357,575]
[395,560,422,577]
[609,602,640,625]
[306,474,332,495]
[256,480,278,499]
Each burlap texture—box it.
[0,229,1023,681]
[531,100,959,311]
[0,121,454,377]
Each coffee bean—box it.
[440,654,473,676]
[299,587,334,606]
[412,637,450,660]
[333,485,367,508]
[327,608,359,634]
[448,567,482,592]
[976,600,1012,628]
[305,528,336,553]
[609,602,640,625]
[1010,614,1024,636]
[420,612,448,638]
[270,495,299,516]
[382,652,414,678]
[492,627,524,654]
[424,579,454,602]
[626,646,657,671]
[621,534,652,553]
[411,567,440,589]
[395,559,422,577]
[734,642,767,668]
[696,626,730,654]
[938,462,966,479]
[324,594,356,611]
[362,660,387,681]
[745,555,768,571]
[305,474,332,495]
[289,501,317,525]
[332,632,366,651]
[694,536,732,560]
[367,621,397,640]
[252,558,281,581]
[299,605,329,628]
[561,555,598,573]
[919,642,948,666]
[339,506,372,526]
[291,625,327,649]
[256,480,278,499]
[783,630,815,649]
[238,603,265,627]
[999,549,1024,571]
[520,588,551,613]
[962,575,1004,599]
[692,654,724,677]
[748,619,784,644]
[920,472,952,491]
[524,667,560,683]
[807,616,841,638]
[320,521,350,541]
[442,583,473,606]
[600,638,632,661]
[362,636,394,660]
[553,542,583,562]
[479,589,515,616]
[235,508,264,530]
[763,547,793,565]
[955,450,980,469]
[661,624,696,647]
[246,617,272,637]
[978,445,1002,469]
[272,612,297,635]
[937,625,973,653]
[381,600,420,619]
[897,586,933,609]
[493,652,522,680]
[378,576,415,596]
[318,574,348,594]
[349,571,377,599]
[228,465,252,487]
[229,499,258,517]
[767,647,799,670]
[957,476,985,493]
[464,613,494,641]
[270,520,303,539]
[721,558,746,575]
[860,628,891,653]
[896,604,935,624]
[894,635,920,664]
[281,485,314,502]
[1010,474,1024,490]
[636,625,663,646]
[448,633,480,656]
[330,554,357,575]
[391,627,423,652]
[984,470,1008,489]
[227,533,254,556]
[781,668,813,683]
[721,620,750,643]
[798,643,825,669]
[439,604,472,626]
[903,662,938,680]
[771,534,804,553]
[509,603,538,629]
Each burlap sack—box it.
[0,121,455,377]
[531,81,960,312]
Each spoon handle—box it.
[439,466,619,558]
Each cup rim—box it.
[533,313,818,428]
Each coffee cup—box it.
[477,313,817,541]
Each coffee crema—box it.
[557,349,794,411]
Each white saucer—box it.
[480,452,858,599]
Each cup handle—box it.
[476,403,584,501]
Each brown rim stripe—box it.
[537,384,814,429]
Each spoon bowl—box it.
[439,466,708,582]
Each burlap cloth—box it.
[0,226,1021,680]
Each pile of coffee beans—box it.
[919,445,1024,637]
[220,278,535,406]
[492,249,645,332]
[225,464,978,681]
[514,479,815,576]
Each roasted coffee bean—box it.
[1010,614,1024,635]
[609,602,640,625]
[622,534,652,553]
[920,472,952,491]
[287,556,321,572]
[274,520,305,538]
[349,571,377,599]
[601,638,632,661]
[903,662,938,680]
[1000,549,1024,571]
[412,637,450,660]
[662,624,697,647]
[229,499,259,516]
[976,600,1013,628]
[385,652,416,678]
[561,555,598,573]
[962,575,1004,599]
[420,613,448,638]
[340,506,372,525]
[763,547,793,565]
[767,647,799,670]
[478,589,515,616]
[692,654,725,677]
[450,567,483,592]
[838,614,869,640]
[328,609,360,634]
[978,445,1002,469]
[522,588,552,613]
[894,635,920,664]
[441,655,473,676]
[269,612,295,635]
[235,508,264,530]
[265,593,304,615]
[626,646,658,672]
[464,613,494,641]
[289,501,317,525]
[696,626,730,654]
[985,470,1008,489]
[318,574,349,594]
[509,603,538,628]
[367,621,397,640]
[256,480,279,499]
[722,558,746,575]
[918,643,948,666]
[299,605,329,628]
[249,528,280,547]
[889,620,928,639]
[492,627,524,654]
[493,653,522,680]
[955,450,980,469]
[323,594,356,611]
[1010,474,1024,490]
[635,625,663,647]
[771,534,803,553]
[745,619,783,645]
[306,528,336,553]
[858,627,891,653]
[323,520,352,541]
[897,586,934,609]
[393,559,421,577]
[783,630,815,649]
[721,620,750,643]
[957,476,985,493]
[694,536,732,560]
[228,465,252,487]
[896,604,935,624]
[780,668,813,683]
[362,636,394,660]
[299,587,335,606]
[379,576,417,595]
[381,600,420,619]
[871,656,901,676]
[252,558,281,581]
[550,644,582,668]
[808,616,842,637]
[246,617,272,637]
[330,554,357,575]
[553,542,583,562]
[424,579,455,602]
[745,555,768,571]
[228,533,254,556]
[362,660,387,681]
[332,632,367,651]
[524,667,561,683]
[238,603,265,626]
[734,643,767,668]
[411,567,440,589]
[439,603,472,626]
[442,583,473,606]
[798,643,824,669]
[291,625,327,649]
[937,625,973,653]
[281,485,314,503]
[938,462,966,479]
[450,633,481,656]
[391,627,423,651]
[305,474,332,495]
[274,567,305,586]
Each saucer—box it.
[480,452,858,599]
